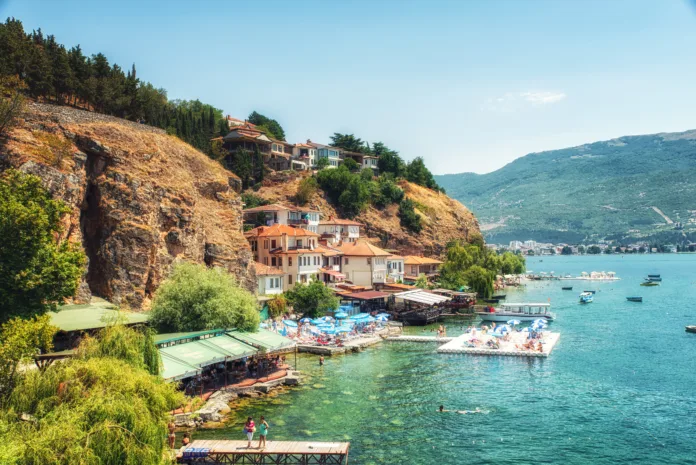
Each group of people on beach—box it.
[243,415,270,449]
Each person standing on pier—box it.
[168,420,176,448]
[257,416,269,449]
[244,416,256,448]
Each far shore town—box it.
[488,240,695,255]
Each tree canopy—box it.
[0,170,86,323]
[285,280,338,318]
[248,111,285,141]
[150,262,259,332]
[0,323,183,465]
[329,133,368,153]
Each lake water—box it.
[197,255,696,464]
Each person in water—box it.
[456,408,483,415]
[182,433,191,447]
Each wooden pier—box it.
[177,440,350,465]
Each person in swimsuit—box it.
[244,416,255,448]
[182,433,191,447]
[257,416,269,449]
[168,420,176,448]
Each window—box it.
[271,257,277,267]
[271,239,277,249]
[251,241,257,252]
[344,257,349,265]
[289,257,293,266]
[278,257,283,267]
[264,257,268,265]
[288,274,293,285]
[264,240,269,250]
[367,257,371,265]
[296,239,302,248]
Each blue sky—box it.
[2,0,696,174]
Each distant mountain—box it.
[436,130,696,244]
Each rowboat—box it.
[562,286,573,291]
[640,281,659,287]
[626,297,643,302]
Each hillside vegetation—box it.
[248,171,480,256]
[436,131,696,244]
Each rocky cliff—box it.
[252,171,481,256]
[0,103,254,309]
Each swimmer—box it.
[438,405,450,412]
[456,408,483,415]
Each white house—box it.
[254,262,285,295]
[243,203,320,233]
[318,217,363,244]
[386,255,405,283]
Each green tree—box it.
[338,177,371,218]
[77,323,161,376]
[329,133,367,153]
[414,273,428,289]
[150,262,259,332]
[342,157,360,172]
[578,245,585,254]
[0,324,182,465]
[0,314,57,403]
[0,170,86,323]
[398,198,422,233]
[561,246,573,255]
[285,279,338,318]
[463,265,495,298]
[374,143,404,177]
[248,111,285,140]
[374,175,404,208]
[405,157,441,190]
[0,75,26,136]
[587,245,601,254]
[316,157,330,170]
[267,294,287,319]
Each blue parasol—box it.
[299,318,312,323]
[335,312,348,319]
[376,315,389,322]
[283,320,297,328]
[507,319,521,326]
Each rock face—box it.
[253,171,481,257]
[0,103,254,309]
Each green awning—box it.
[49,307,149,332]
[198,335,257,359]
[228,328,296,353]
[159,340,228,369]
[154,329,224,345]
[160,353,200,381]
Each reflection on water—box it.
[197,255,696,465]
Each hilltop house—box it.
[292,142,318,170]
[342,151,379,173]
[318,217,363,244]
[245,224,323,289]
[222,123,290,171]
[243,203,320,233]
[307,140,342,168]
[335,241,391,288]
[403,256,443,281]
[254,262,285,295]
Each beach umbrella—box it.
[322,316,334,322]
[336,327,351,333]
[376,315,389,322]
[350,313,370,320]
[375,313,391,318]
[498,324,511,333]
[533,319,547,326]
[283,320,297,328]
[366,316,377,322]
[335,312,348,319]
[310,319,325,325]
[299,318,312,323]
[507,319,521,326]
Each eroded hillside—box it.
[0,103,254,309]
[252,171,481,256]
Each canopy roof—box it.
[160,354,200,381]
[228,328,296,353]
[392,289,451,305]
[49,306,149,332]
[341,291,390,300]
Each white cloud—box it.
[482,91,566,112]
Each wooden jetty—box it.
[178,440,349,464]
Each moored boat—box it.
[641,280,659,287]
[483,298,500,304]
[562,286,573,290]
[491,294,506,300]
[579,292,594,304]
[686,325,696,334]
[583,290,596,294]
[626,297,643,302]
[476,303,555,322]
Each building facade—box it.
[336,241,391,288]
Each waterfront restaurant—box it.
[339,290,391,313]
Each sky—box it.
[2,0,696,174]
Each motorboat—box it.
[491,294,506,300]
[583,290,596,294]
[476,303,556,322]
[641,280,659,287]
[562,286,573,290]
[579,292,594,304]
[626,297,643,302]
[686,326,696,334]
[646,274,662,282]
[483,298,500,304]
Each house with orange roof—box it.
[292,142,318,170]
[335,241,391,288]
[318,216,363,244]
[253,262,285,295]
[403,256,444,281]
[243,203,321,233]
[307,140,342,168]
[222,124,290,171]
[245,224,323,289]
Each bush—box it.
[267,294,287,319]
[398,198,422,233]
[150,262,259,332]
[316,157,329,170]
[241,192,269,209]
[374,176,404,207]
[295,176,318,206]
[342,158,360,172]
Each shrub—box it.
[295,176,318,206]
[267,294,287,319]
[398,198,422,233]
[285,280,338,318]
[150,262,259,332]
[342,158,360,172]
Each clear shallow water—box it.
[198,255,696,464]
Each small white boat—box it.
[560,271,620,281]
[579,292,594,304]
[476,303,556,322]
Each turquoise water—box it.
[198,255,696,464]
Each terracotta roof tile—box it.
[403,255,444,265]
[245,224,320,238]
[253,262,285,276]
[336,240,390,257]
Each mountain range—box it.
[435,130,696,244]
